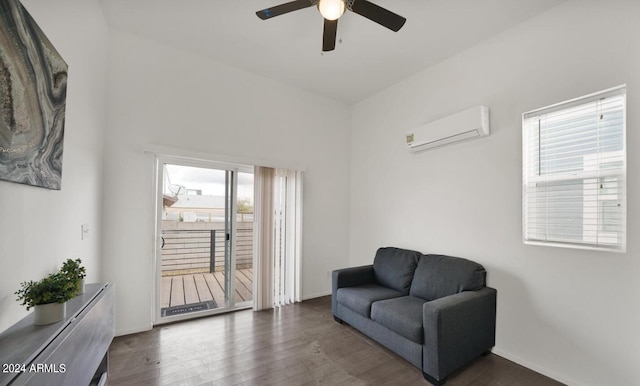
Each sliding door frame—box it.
[152,154,252,325]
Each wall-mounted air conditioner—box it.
[406,106,490,152]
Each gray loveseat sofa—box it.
[332,247,496,385]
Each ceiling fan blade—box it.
[350,0,406,32]
[256,0,314,20]
[322,19,338,52]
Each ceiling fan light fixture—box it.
[317,0,346,21]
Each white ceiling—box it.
[98,0,564,104]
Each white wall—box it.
[350,1,640,385]
[102,30,351,335]
[0,0,108,333]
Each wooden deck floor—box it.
[161,268,252,310]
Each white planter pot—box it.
[33,302,66,325]
[77,278,85,295]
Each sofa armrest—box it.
[332,265,375,289]
[331,265,375,316]
[422,287,497,382]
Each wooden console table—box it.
[0,283,115,386]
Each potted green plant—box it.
[61,258,86,295]
[15,272,77,325]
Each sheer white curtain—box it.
[254,167,302,310]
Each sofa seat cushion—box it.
[336,284,404,318]
[410,254,486,301]
[371,296,426,344]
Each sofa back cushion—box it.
[410,254,486,301]
[373,247,421,294]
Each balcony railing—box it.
[161,226,253,276]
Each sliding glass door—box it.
[154,156,253,324]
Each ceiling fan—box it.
[256,0,406,52]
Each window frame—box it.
[522,85,627,252]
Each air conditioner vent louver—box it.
[406,106,490,152]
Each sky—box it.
[164,164,254,201]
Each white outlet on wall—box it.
[81,223,89,240]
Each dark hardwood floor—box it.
[107,296,564,386]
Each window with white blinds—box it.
[522,86,626,251]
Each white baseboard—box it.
[492,347,576,385]
[302,290,332,301]
[116,324,152,337]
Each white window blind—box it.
[254,166,302,311]
[522,86,626,251]
[272,169,302,307]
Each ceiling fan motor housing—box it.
[256,0,406,52]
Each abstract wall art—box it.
[0,0,68,190]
